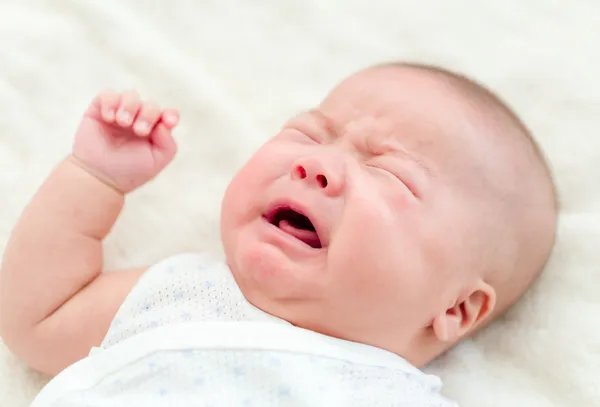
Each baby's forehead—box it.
[320,69,473,141]
[316,70,485,166]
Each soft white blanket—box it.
[0,1,598,406]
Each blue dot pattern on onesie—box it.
[57,348,453,407]
[100,253,286,349]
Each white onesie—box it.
[30,253,458,407]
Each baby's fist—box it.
[72,90,180,193]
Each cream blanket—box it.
[0,1,598,406]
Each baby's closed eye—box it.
[365,157,420,199]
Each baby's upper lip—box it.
[263,198,329,249]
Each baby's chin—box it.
[227,239,325,304]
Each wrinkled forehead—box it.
[318,68,502,185]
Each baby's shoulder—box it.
[132,251,240,309]
[99,251,246,349]
[137,252,228,286]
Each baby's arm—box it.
[0,159,146,375]
[0,90,179,376]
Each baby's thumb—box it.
[151,123,178,167]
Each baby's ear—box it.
[432,280,496,343]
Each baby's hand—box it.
[72,90,180,193]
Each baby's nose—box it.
[291,155,344,196]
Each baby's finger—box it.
[116,90,141,128]
[161,109,180,129]
[133,102,161,136]
[150,123,178,169]
[98,90,121,122]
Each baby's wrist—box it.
[66,155,126,196]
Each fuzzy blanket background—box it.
[0,1,598,406]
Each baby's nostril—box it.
[316,174,328,188]
[296,165,307,179]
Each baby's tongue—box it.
[279,219,320,248]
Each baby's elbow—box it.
[0,322,32,371]
[0,307,21,356]
[0,317,60,377]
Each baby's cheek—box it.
[328,229,404,315]
[382,181,415,212]
[345,192,416,268]
[244,144,293,184]
[335,206,396,267]
[232,158,274,194]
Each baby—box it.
[0,62,557,406]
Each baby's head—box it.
[220,63,557,366]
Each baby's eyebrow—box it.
[307,109,340,139]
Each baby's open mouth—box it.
[264,206,322,249]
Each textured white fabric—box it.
[1,2,599,407]
[100,252,288,349]
[30,253,456,407]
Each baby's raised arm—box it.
[0,90,179,376]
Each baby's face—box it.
[221,68,494,357]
